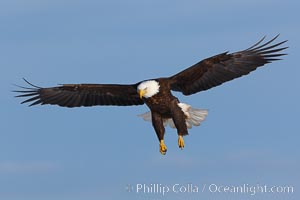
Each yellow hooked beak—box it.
[139,89,146,99]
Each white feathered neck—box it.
[137,80,160,98]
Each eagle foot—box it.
[178,135,185,149]
[159,140,167,155]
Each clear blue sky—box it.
[1,0,299,200]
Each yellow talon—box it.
[178,135,185,149]
[159,140,167,155]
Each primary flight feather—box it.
[15,35,288,155]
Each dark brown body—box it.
[142,78,188,141]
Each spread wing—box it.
[14,79,144,107]
[169,35,288,95]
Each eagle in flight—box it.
[15,35,287,155]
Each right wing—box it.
[14,79,144,107]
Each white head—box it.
[137,80,160,99]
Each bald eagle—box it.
[15,35,287,155]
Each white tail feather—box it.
[138,103,208,129]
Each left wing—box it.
[169,35,288,95]
[14,79,144,107]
